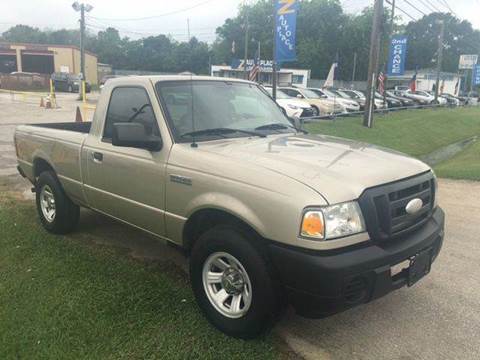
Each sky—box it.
[1,0,479,43]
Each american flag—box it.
[377,71,385,95]
[248,49,261,82]
[409,71,417,92]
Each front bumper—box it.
[268,207,445,318]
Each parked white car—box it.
[404,90,447,105]
[280,87,345,115]
[308,88,361,112]
[264,87,314,118]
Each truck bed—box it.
[15,121,92,206]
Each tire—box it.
[190,225,282,339]
[35,171,80,234]
[311,105,320,116]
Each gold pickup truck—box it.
[15,76,445,338]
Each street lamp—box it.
[72,2,93,100]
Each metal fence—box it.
[300,102,478,123]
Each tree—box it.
[211,0,373,80]
[405,13,480,73]
[2,3,479,79]
[1,25,47,43]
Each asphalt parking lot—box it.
[1,94,479,359]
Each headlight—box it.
[74,81,80,85]
[300,202,366,240]
[287,104,299,110]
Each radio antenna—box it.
[190,73,197,148]
[187,18,197,148]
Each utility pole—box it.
[187,18,191,42]
[272,0,277,100]
[363,0,384,128]
[257,40,261,82]
[434,19,445,102]
[72,2,93,101]
[389,0,396,35]
[351,51,357,86]
[382,0,395,104]
[243,10,249,80]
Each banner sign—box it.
[459,55,478,70]
[231,59,274,71]
[275,0,298,63]
[474,64,480,86]
[387,35,408,76]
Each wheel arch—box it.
[33,157,56,179]
[182,207,267,254]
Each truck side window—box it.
[103,87,160,140]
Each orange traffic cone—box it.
[75,106,83,123]
[40,97,44,107]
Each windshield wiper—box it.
[255,123,293,131]
[180,127,266,139]
[255,123,308,134]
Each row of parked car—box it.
[263,84,469,118]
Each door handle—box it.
[92,151,103,163]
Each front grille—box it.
[358,172,435,242]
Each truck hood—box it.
[196,134,430,204]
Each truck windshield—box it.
[156,80,294,142]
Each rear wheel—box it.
[35,171,80,234]
[190,225,282,338]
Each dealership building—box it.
[388,69,461,95]
[211,62,310,87]
[0,42,98,84]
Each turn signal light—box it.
[300,211,324,239]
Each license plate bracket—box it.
[408,248,432,286]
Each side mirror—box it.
[289,115,304,131]
[296,94,303,99]
[112,123,162,151]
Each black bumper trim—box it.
[17,165,26,178]
[268,207,445,318]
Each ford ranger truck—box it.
[14,76,445,339]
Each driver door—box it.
[83,86,168,236]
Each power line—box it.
[85,21,217,40]
[87,16,216,34]
[423,0,442,12]
[386,0,418,21]
[89,0,217,22]
[417,0,437,12]
[401,0,428,16]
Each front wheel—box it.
[311,105,320,116]
[190,225,282,338]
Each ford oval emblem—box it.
[405,198,423,214]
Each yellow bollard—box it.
[49,79,57,108]
[82,80,86,104]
